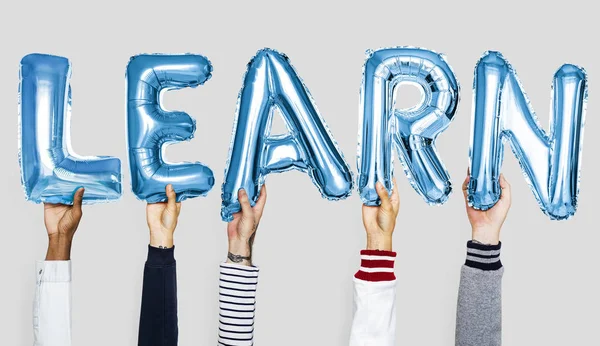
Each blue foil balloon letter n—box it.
[221,48,353,221]
[127,54,215,202]
[468,51,588,220]
[358,48,459,206]
[19,54,122,204]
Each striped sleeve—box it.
[465,241,502,271]
[354,250,397,282]
[218,263,259,346]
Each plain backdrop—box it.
[1,1,598,345]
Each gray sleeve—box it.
[455,241,503,346]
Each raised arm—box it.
[138,185,181,346]
[34,187,84,346]
[350,179,400,346]
[218,186,267,346]
[456,173,511,346]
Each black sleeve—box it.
[138,245,178,346]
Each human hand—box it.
[462,173,511,245]
[361,178,400,251]
[146,184,181,248]
[44,187,85,260]
[226,185,267,266]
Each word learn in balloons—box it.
[18,48,588,221]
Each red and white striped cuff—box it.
[354,250,397,282]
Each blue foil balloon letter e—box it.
[19,54,122,204]
[358,47,459,206]
[221,48,353,221]
[127,54,215,202]
[468,51,588,220]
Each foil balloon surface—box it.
[221,48,353,221]
[19,53,122,204]
[468,51,588,220]
[358,47,459,206]
[127,54,215,203]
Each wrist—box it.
[366,233,393,251]
[227,238,253,266]
[471,227,500,245]
[46,235,73,261]
[149,232,174,248]
[228,239,252,257]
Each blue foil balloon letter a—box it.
[221,49,353,221]
[468,52,588,220]
[358,48,459,206]
[19,54,122,204]
[127,54,215,202]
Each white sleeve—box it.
[350,279,397,346]
[33,260,72,346]
[349,250,397,346]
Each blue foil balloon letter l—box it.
[127,54,215,203]
[468,51,588,220]
[19,54,122,204]
[358,48,459,206]
[221,49,353,221]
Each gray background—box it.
[1,0,598,345]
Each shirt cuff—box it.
[465,241,502,271]
[354,250,397,282]
[36,260,71,283]
[146,245,176,266]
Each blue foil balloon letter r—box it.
[358,48,459,206]
[19,54,122,204]
[127,54,215,202]
[221,49,353,221]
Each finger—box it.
[376,181,392,212]
[389,178,400,213]
[254,185,267,216]
[499,174,511,202]
[166,184,178,212]
[238,189,253,216]
[72,187,85,217]
[462,174,470,199]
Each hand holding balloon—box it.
[463,172,511,245]
[226,186,267,266]
[44,188,85,260]
[146,185,181,249]
[362,178,400,251]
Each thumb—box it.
[376,182,392,212]
[166,184,178,213]
[238,189,253,217]
[462,175,470,200]
[72,187,84,218]
[499,174,511,203]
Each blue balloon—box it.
[468,51,588,220]
[127,54,215,203]
[221,48,353,221]
[19,54,122,204]
[358,47,459,206]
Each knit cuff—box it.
[146,245,175,266]
[465,241,502,271]
[354,250,397,282]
